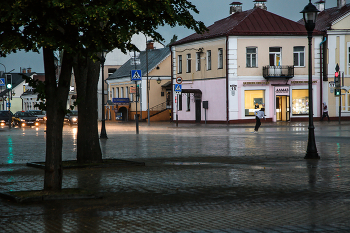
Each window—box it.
[125,87,128,99]
[293,46,305,67]
[116,87,119,98]
[292,89,309,115]
[178,94,182,111]
[186,54,191,73]
[130,87,133,101]
[120,87,124,98]
[244,90,265,116]
[218,48,223,69]
[108,68,117,77]
[178,55,182,73]
[111,87,114,98]
[246,47,257,67]
[187,93,191,111]
[348,45,350,65]
[196,52,201,71]
[207,50,211,70]
[269,47,281,66]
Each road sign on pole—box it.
[174,84,182,94]
[0,78,5,86]
[131,69,142,81]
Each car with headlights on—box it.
[26,110,47,123]
[65,110,78,125]
[13,111,40,127]
[0,110,13,127]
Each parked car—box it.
[13,111,40,127]
[0,110,13,127]
[26,110,47,123]
[65,110,78,125]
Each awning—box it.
[181,89,202,94]
[161,81,171,88]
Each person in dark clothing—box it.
[253,108,265,133]
[321,102,330,121]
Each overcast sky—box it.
[0,0,338,73]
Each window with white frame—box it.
[269,47,281,66]
[218,48,223,69]
[186,54,191,73]
[293,46,305,67]
[120,87,124,98]
[187,93,190,111]
[196,52,201,71]
[246,47,257,67]
[125,87,128,100]
[178,55,182,73]
[111,87,114,98]
[116,87,119,98]
[207,50,211,70]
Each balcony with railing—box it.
[262,65,294,80]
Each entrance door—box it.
[195,99,201,123]
[276,96,290,121]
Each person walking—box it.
[253,107,265,133]
[321,102,330,121]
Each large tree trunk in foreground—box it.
[73,54,102,163]
[44,48,73,191]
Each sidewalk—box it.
[1,122,350,232]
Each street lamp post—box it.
[301,0,319,159]
[100,51,108,139]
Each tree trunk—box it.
[44,48,73,191]
[73,54,103,163]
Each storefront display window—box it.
[292,89,308,115]
[245,90,265,116]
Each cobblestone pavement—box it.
[1,121,350,232]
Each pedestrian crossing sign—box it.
[174,84,182,94]
[131,69,142,81]
[0,78,5,86]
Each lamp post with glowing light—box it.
[301,0,320,159]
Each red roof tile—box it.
[173,8,322,46]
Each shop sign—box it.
[243,81,269,86]
[291,81,317,84]
[112,98,130,104]
[275,87,289,95]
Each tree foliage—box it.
[0,0,206,190]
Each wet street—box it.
[1,121,350,232]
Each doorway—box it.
[276,95,290,121]
[195,99,201,123]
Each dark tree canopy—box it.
[0,0,206,191]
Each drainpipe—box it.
[226,35,229,124]
[320,36,327,118]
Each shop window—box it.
[207,50,211,70]
[178,94,182,111]
[178,55,182,74]
[186,54,191,73]
[292,89,308,115]
[218,48,223,69]
[244,90,265,116]
[246,47,257,67]
[293,46,305,67]
[187,93,191,111]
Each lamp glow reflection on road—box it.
[7,136,14,164]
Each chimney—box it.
[27,67,32,73]
[253,0,267,10]
[230,2,242,14]
[316,1,325,11]
[22,68,26,73]
[146,40,154,50]
[337,0,346,8]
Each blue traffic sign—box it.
[131,69,142,81]
[0,78,5,86]
[174,84,182,92]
